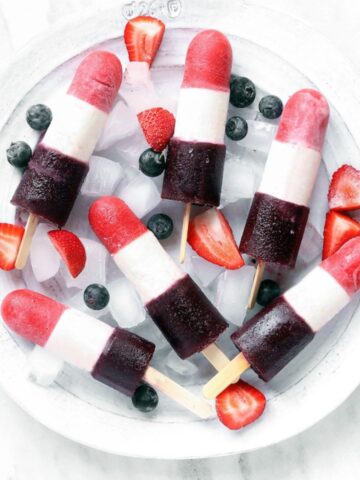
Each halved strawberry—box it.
[216,380,266,430]
[0,223,24,271]
[188,209,244,269]
[138,107,175,152]
[322,210,360,259]
[48,230,86,278]
[124,16,165,65]
[328,165,360,211]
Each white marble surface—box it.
[1,0,360,477]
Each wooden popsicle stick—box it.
[202,343,230,371]
[179,202,191,264]
[15,214,39,270]
[202,352,250,399]
[247,260,266,310]
[143,366,212,419]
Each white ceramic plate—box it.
[0,0,360,459]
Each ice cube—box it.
[27,345,64,386]
[220,199,252,244]
[220,153,264,206]
[65,195,94,240]
[134,319,168,351]
[297,222,323,266]
[81,155,123,197]
[60,238,107,289]
[30,223,61,282]
[190,254,224,287]
[165,350,198,379]
[309,161,329,236]
[111,130,149,169]
[95,98,138,152]
[239,120,276,153]
[116,173,161,218]
[215,265,255,326]
[108,278,146,328]
[121,62,161,114]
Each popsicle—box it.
[203,236,360,398]
[122,16,175,152]
[89,196,229,369]
[12,51,122,268]
[1,289,212,418]
[241,89,330,307]
[161,30,232,262]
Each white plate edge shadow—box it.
[0,1,360,459]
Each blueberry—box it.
[6,141,32,168]
[226,116,248,141]
[83,284,110,310]
[139,148,165,177]
[26,104,52,131]
[256,279,280,307]
[230,75,256,108]
[147,213,173,240]
[132,384,159,413]
[259,95,283,119]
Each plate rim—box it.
[0,1,360,459]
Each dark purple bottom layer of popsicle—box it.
[161,138,226,206]
[92,328,155,396]
[240,192,309,267]
[11,144,88,227]
[146,274,228,359]
[231,297,314,381]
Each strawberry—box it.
[188,209,244,269]
[138,107,175,152]
[48,230,86,278]
[124,16,165,65]
[328,164,360,211]
[322,210,360,259]
[216,380,266,430]
[0,223,24,271]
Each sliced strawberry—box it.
[0,223,24,271]
[216,380,266,430]
[124,16,165,65]
[322,210,360,259]
[138,107,175,152]
[188,209,244,269]
[328,165,360,211]
[48,230,86,278]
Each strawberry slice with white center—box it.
[124,16,165,66]
[48,230,86,278]
[188,209,244,269]
[328,165,360,211]
[216,380,266,430]
[322,210,360,259]
[0,223,25,271]
[137,107,175,152]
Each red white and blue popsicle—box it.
[241,89,330,307]
[89,196,229,368]
[1,289,212,418]
[203,236,360,398]
[12,51,122,268]
[161,30,233,262]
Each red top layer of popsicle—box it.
[1,289,66,346]
[182,30,232,92]
[321,236,360,296]
[67,51,122,113]
[275,89,329,152]
[89,196,147,254]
